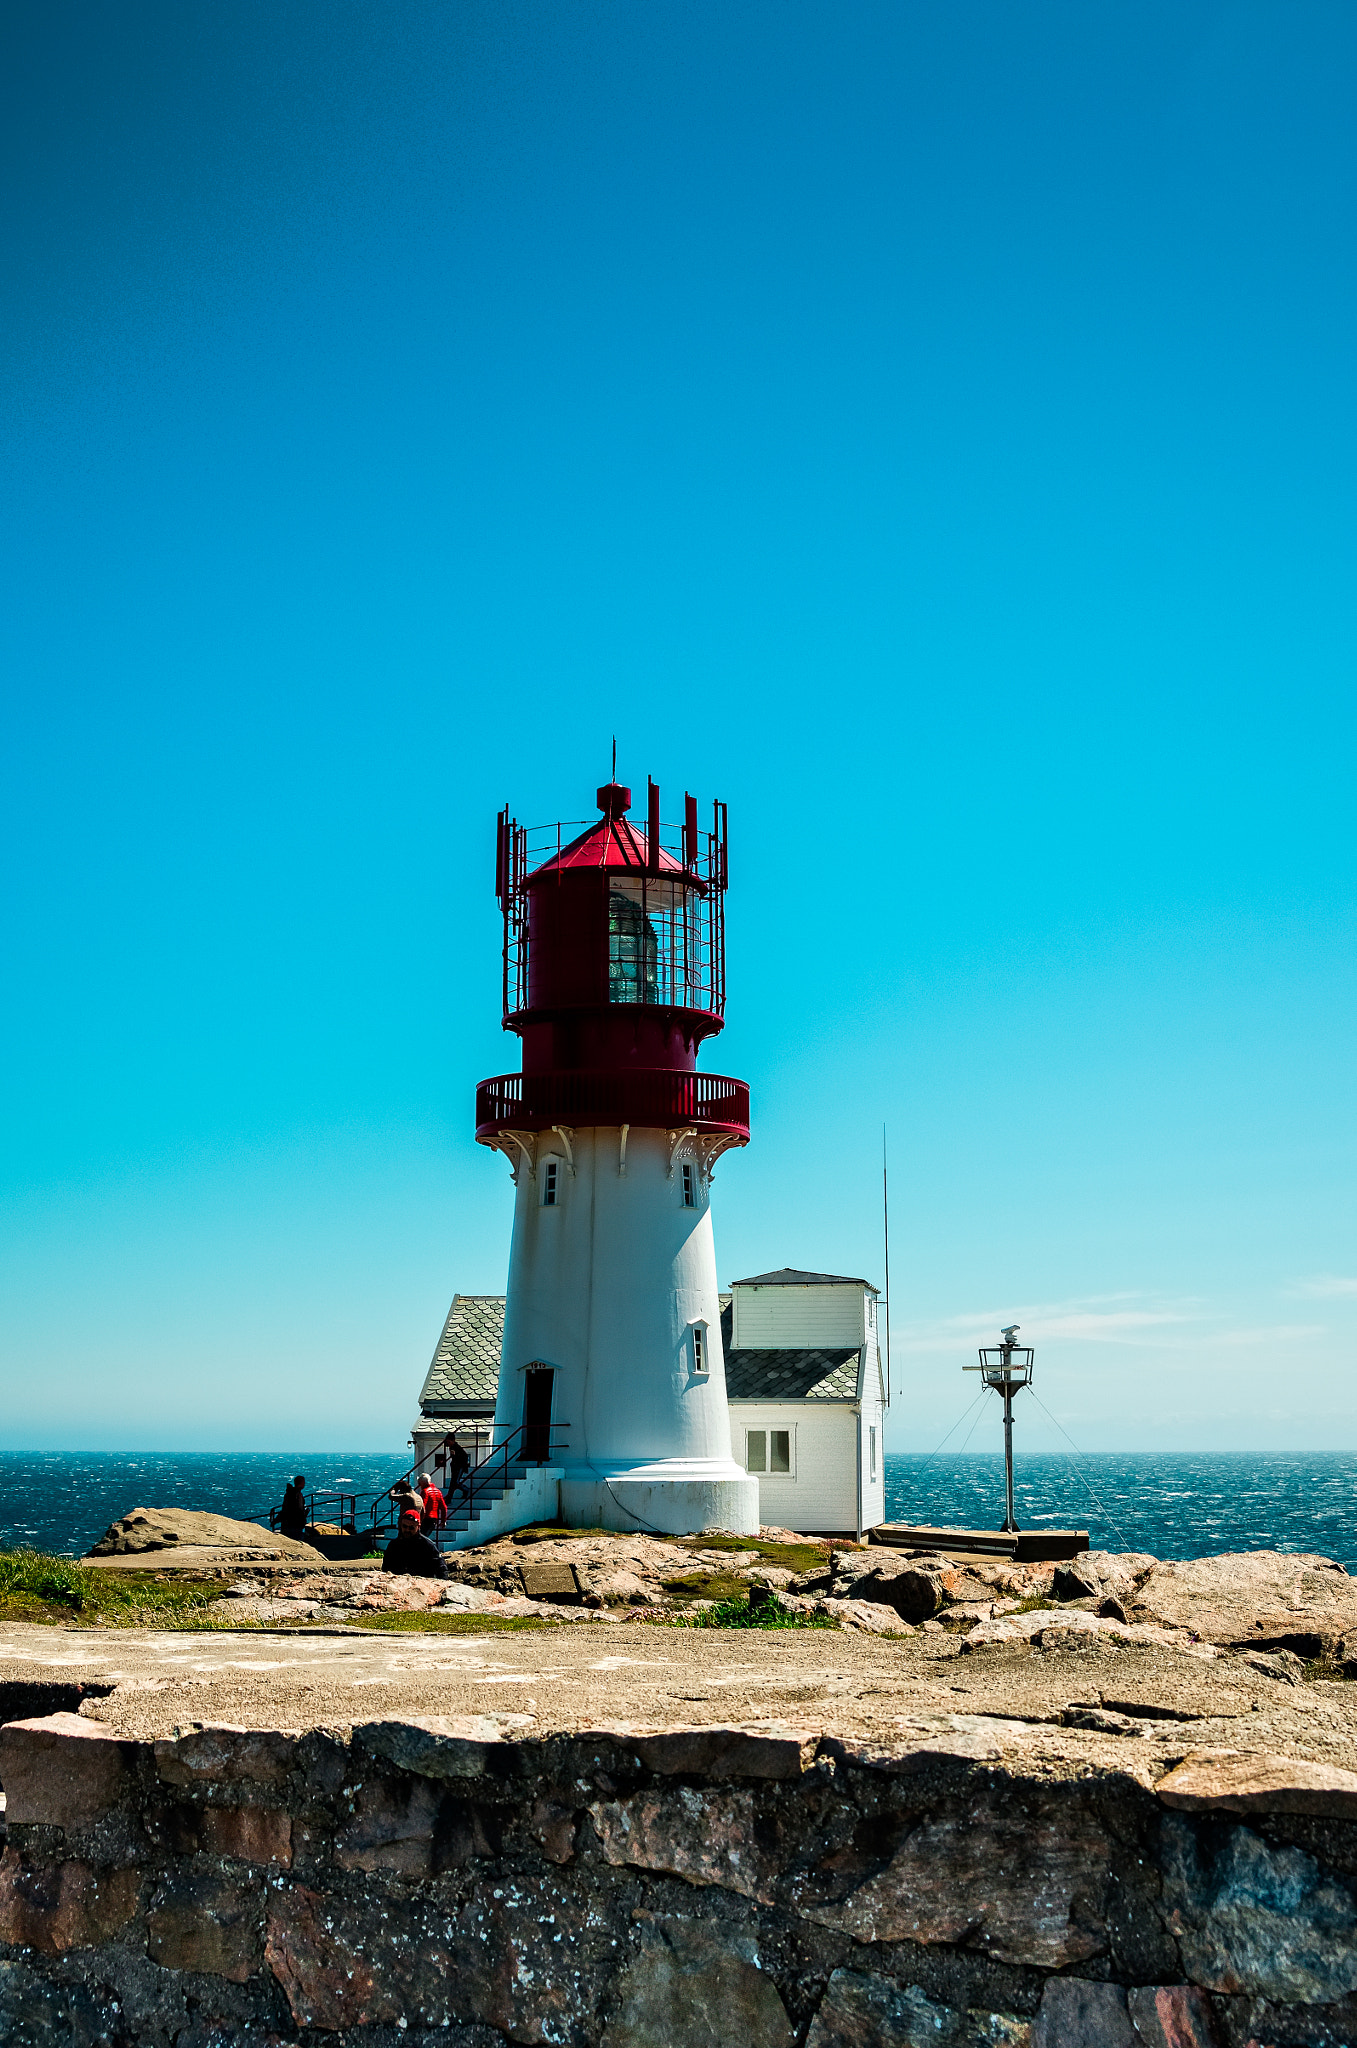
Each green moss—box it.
[337,1608,566,1634]
[674,1534,830,1576]
[660,1570,754,1607]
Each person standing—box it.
[419,1473,447,1535]
[446,1437,471,1504]
[279,1474,307,1540]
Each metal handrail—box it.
[262,1423,569,1550]
[370,1421,571,1547]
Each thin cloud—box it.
[899,1295,1201,1352]
[1288,1276,1357,1299]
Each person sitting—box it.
[382,1508,448,1579]
[419,1473,447,1534]
[279,1474,307,1540]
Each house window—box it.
[691,1323,708,1375]
[681,1161,696,1208]
[869,1426,878,1480]
[541,1159,560,1207]
[746,1429,791,1475]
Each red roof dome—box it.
[530,794,686,879]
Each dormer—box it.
[729,1268,879,1350]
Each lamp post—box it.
[964,1325,1034,1533]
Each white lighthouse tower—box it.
[475,776,758,1535]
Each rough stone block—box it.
[0,1714,139,1831]
[200,1804,293,1866]
[806,1968,1031,2046]
[601,1915,792,2048]
[146,1870,261,1982]
[1161,1814,1357,2003]
[582,1722,818,1780]
[1157,1751,1357,1821]
[353,1714,534,1780]
[1032,1980,1137,2047]
[591,1787,766,1898]
[1126,1984,1221,2047]
[333,1776,442,1875]
[799,1795,1113,1969]
[0,1850,140,1953]
[266,1882,402,2030]
[154,1724,295,1791]
[528,1798,578,1864]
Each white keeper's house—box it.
[412,1266,886,1537]
[722,1268,886,1536]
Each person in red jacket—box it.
[418,1473,447,1535]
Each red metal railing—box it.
[475,1068,750,1141]
[497,800,728,1026]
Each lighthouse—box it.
[475,776,759,1536]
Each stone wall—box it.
[3,1709,1357,2046]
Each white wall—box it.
[732,1283,872,1350]
[491,1124,757,1532]
[728,1400,860,1533]
[857,1363,886,1532]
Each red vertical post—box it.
[648,778,661,873]
[684,791,698,868]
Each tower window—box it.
[541,1158,560,1207]
[869,1426,878,1480]
[691,1322,708,1375]
[681,1161,696,1208]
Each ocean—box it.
[883,1451,1357,1572]
[1,1448,1356,1568]
[2,1441,1357,1564]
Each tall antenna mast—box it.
[611,735,616,782]
[881,1125,892,1410]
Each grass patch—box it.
[0,1547,234,1629]
[1011,1596,1058,1616]
[664,1591,836,1631]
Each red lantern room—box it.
[475,778,750,1153]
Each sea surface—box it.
[883,1452,1357,1572]
[0,1453,407,1560]
[0,1449,1354,1569]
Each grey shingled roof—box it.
[718,1299,860,1399]
[730,1266,878,1292]
[724,1346,862,1400]
[419,1295,504,1411]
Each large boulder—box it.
[87,1507,316,1561]
[1134,1550,1357,1656]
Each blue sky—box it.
[3,2,1355,1454]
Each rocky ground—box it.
[2,1538,1356,1759]
[107,1525,1357,1669]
